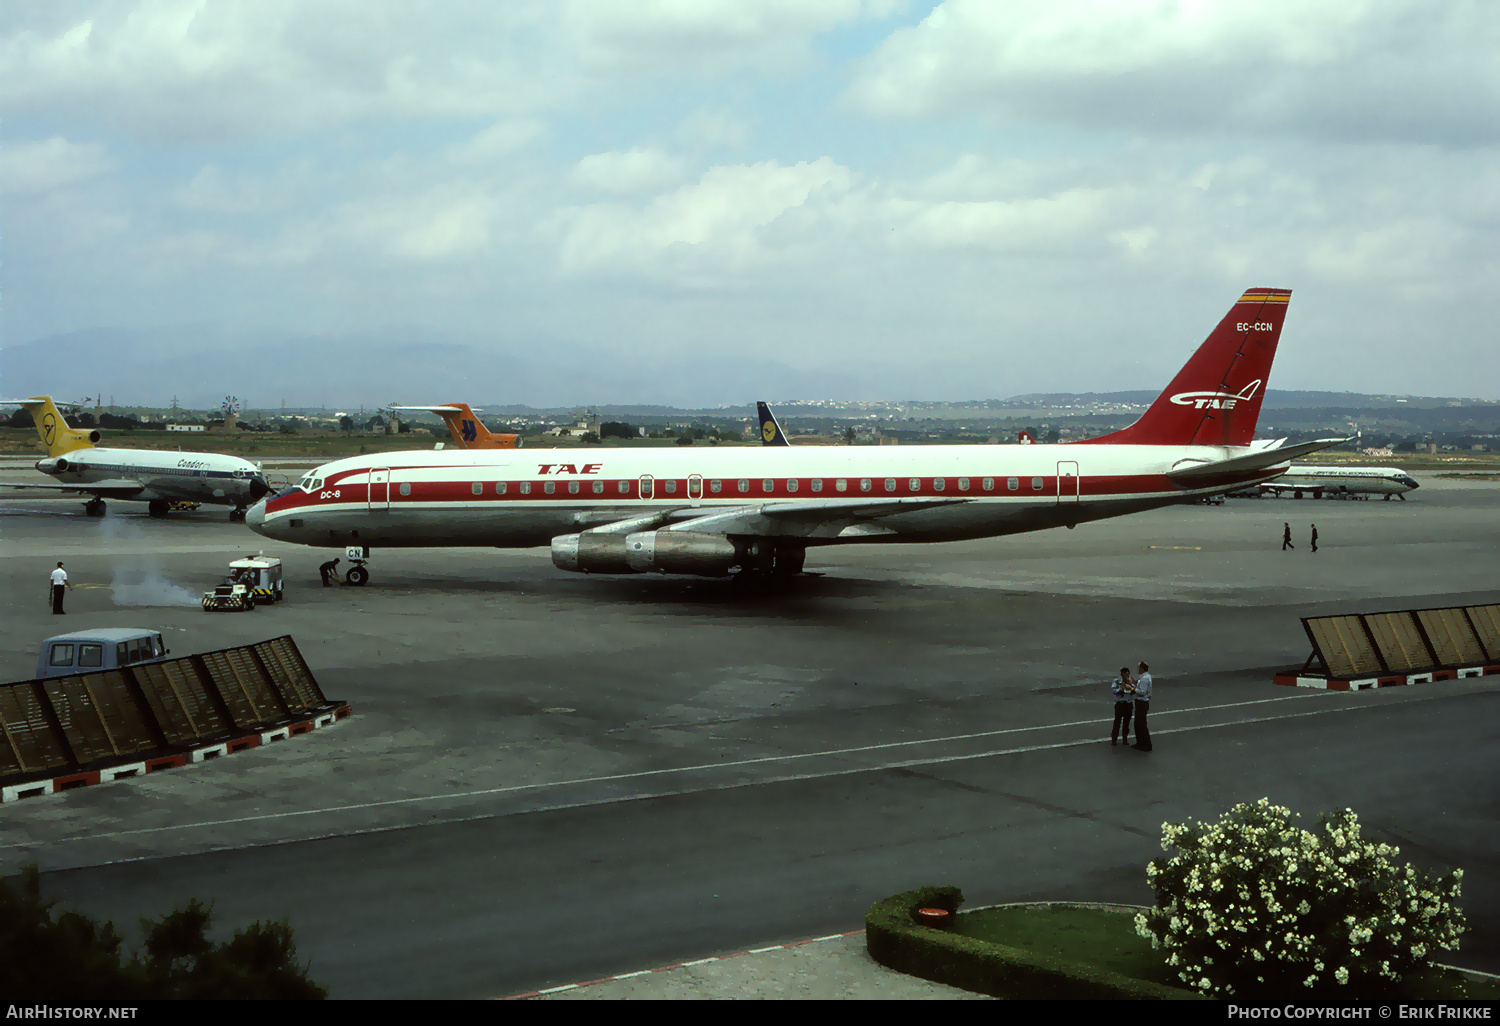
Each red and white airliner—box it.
[247,288,1341,584]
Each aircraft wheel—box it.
[229,508,246,521]
[345,566,369,587]
[85,500,106,517]
[148,500,169,516]
[773,545,806,576]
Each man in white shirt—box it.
[1131,661,1153,752]
[49,561,73,614]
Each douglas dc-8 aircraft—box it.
[247,288,1344,583]
[1,397,270,519]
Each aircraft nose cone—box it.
[249,474,271,500]
[1408,479,1420,489]
[246,500,268,532]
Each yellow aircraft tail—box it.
[1,396,101,456]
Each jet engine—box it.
[36,457,73,473]
[550,533,638,574]
[624,530,737,576]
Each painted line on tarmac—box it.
[3,690,1396,849]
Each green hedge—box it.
[865,887,1200,1000]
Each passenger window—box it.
[884,478,896,492]
[811,479,822,492]
[1032,477,1043,491]
[860,479,871,492]
[592,481,604,494]
[934,478,945,491]
[958,478,969,491]
[470,482,481,496]
[710,480,722,493]
[568,481,580,494]
[665,480,677,494]
[836,479,847,492]
[618,481,631,494]
[544,481,555,494]
[738,480,749,493]
[1007,477,1018,491]
[496,482,507,494]
[49,644,74,667]
[762,479,774,493]
[908,478,920,491]
[787,479,799,493]
[128,640,143,663]
[520,482,531,494]
[79,644,103,667]
[116,643,128,665]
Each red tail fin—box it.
[1073,288,1291,447]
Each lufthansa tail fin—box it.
[0,396,100,456]
[757,402,790,446]
[391,404,522,449]
[1072,288,1291,447]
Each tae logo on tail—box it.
[1169,380,1262,411]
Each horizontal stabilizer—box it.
[1167,438,1350,482]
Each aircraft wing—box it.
[1166,438,1349,483]
[664,497,971,539]
[572,496,972,541]
[0,479,145,497]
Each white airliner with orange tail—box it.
[247,288,1343,584]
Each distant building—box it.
[166,424,205,433]
[1361,447,1394,457]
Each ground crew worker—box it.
[49,561,74,614]
[1131,662,1153,752]
[1282,523,1294,550]
[1311,524,1319,553]
[1110,666,1135,746]
[320,558,342,587]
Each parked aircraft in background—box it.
[756,402,790,446]
[0,396,270,518]
[248,288,1345,583]
[391,404,522,449]
[1257,465,1419,500]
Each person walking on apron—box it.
[49,562,73,614]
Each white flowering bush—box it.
[1135,799,1465,998]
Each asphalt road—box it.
[2,477,1497,998]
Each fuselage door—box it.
[639,474,654,500]
[688,474,703,500]
[369,468,391,510]
[1057,461,1079,503]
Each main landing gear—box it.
[230,506,248,521]
[84,499,106,517]
[734,540,806,580]
[148,500,170,517]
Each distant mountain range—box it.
[2,327,1493,417]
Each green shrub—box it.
[1135,799,1465,999]
[0,865,326,999]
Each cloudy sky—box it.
[2,0,1497,407]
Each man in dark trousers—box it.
[49,561,74,614]
[1131,662,1153,751]
[1311,524,1318,553]
[319,557,342,587]
[1110,666,1135,746]
[1282,523,1294,550]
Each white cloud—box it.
[572,148,685,195]
[846,0,1500,145]
[559,157,855,282]
[0,136,114,194]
